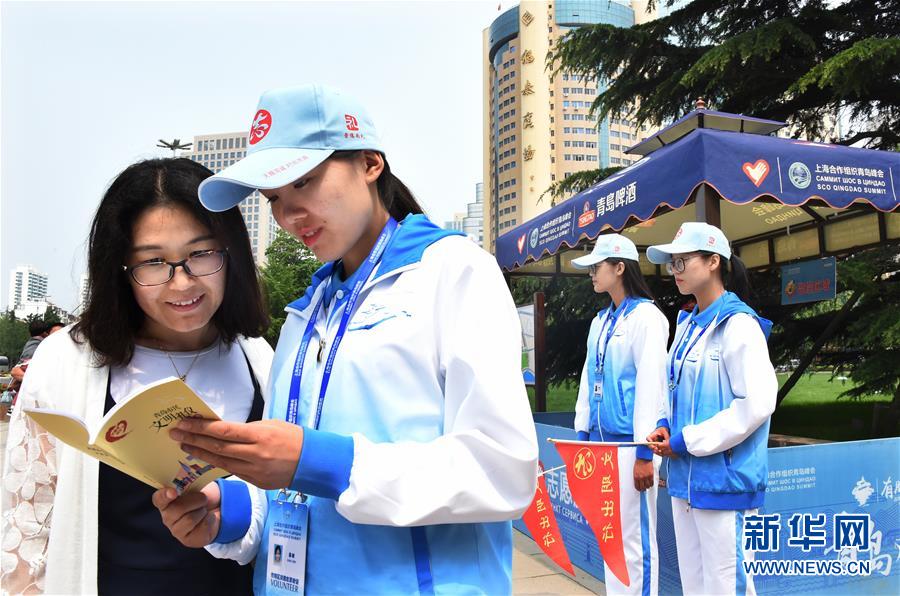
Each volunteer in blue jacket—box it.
[152,84,539,595]
[645,222,776,596]
[571,234,668,596]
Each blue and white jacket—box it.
[574,299,669,461]
[207,214,539,594]
[659,292,776,510]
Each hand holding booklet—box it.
[24,377,228,493]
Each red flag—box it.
[522,462,575,575]
[553,441,629,586]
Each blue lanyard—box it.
[286,217,398,429]
[594,297,640,376]
[667,316,709,391]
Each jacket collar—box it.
[286,214,463,314]
[688,291,772,340]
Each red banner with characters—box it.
[553,441,629,586]
[521,462,575,575]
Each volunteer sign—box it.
[781,257,837,305]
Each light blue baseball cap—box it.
[571,234,639,269]
[199,84,384,212]
[646,222,732,264]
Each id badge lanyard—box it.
[594,297,641,378]
[286,216,398,430]
[668,316,710,394]
[260,218,397,596]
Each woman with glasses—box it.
[1,158,272,594]
[570,234,668,596]
[645,222,776,596]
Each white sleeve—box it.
[631,306,669,447]
[681,314,777,456]
[574,319,599,434]
[335,250,539,526]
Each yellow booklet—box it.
[25,377,228,493]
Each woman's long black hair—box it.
[605,258,655,301]
[74,158,269,367]
[703,252,752,303]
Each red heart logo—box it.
[742,159,770,187]
[517,233,526,254]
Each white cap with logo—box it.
[646,222,731,264]
[199,83,384,212]
[570,234,640,269]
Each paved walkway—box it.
[512,529,605,595]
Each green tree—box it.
[543,0,900,427]
[0,310,30,363]
[548,0,899,149]
[544,166,622,203]
[260,230,321,346]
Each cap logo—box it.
[345,114,360,131]
[249,109,272,145]
[675,228,684,239]
[614,245,621,253]
[708,236,716,246]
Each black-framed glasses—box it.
[123,249,228,286]
[665,254,703,275]
[588,264,600,275]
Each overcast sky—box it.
[1,0,504,311]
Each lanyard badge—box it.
[594,297,642,376]
[265,218,398,594]
[262,490,309,595]
[285,217,398,429]
[668,318,709,392]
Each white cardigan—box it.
[0,328,273,595]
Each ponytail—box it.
[701,251,752,304]
[607,258,655,301]
[376,157,425,220]
[720,254,752,303]
[330,150,424,221]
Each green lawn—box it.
[771,372,893,441]
[527,372,895,442]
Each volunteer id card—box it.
[263,496,308,595]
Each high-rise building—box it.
[76,273,90,315]
[8,265,48,310]
[444,213,467,233]
[464,183,485,247]
[180,133,278,265]
[482,0,663,253]
[442,184,485,247]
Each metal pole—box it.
[534,291,547,413]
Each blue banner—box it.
[496,128,900,271]
[781,257,837,304]
[517,417,900,595]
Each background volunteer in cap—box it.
[571,234,668,596]
[644,222,776,595]
[152,83,539,594]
